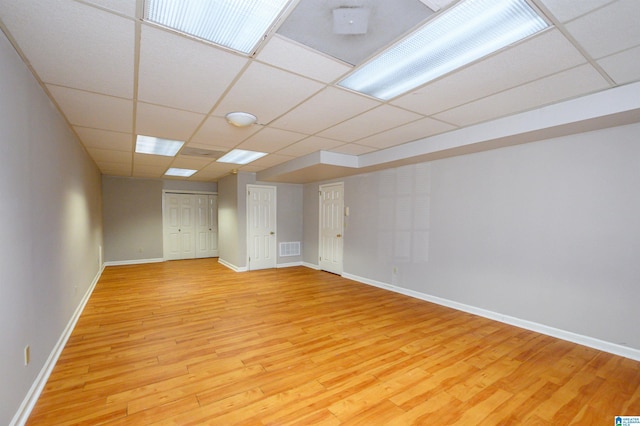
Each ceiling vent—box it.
[333,8,370,35]
[277,0,434,66]
[180,147,227,158]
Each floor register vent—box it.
[279,242,301,257]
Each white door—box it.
[208,195,219,257]
[319,182,344,274]
[247,185,277,270]
[164,193,196,260]
[165,194,182,260]
[195,195,210,258]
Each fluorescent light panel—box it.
[135,135,184,156]
[217,149,267,165]
[144,0,292,54]
[339,0,549,100]
[165,168,197,177]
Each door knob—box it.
[270,231,275,235]
[336,234,342,238]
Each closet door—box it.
[195,195,218,258]
[208,195,219,257]
[164,193,196,260]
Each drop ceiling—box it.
[0,0,639,183]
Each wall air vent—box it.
[279,242,301,257]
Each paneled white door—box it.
[247,185,276,270]
[319,182,344,275]
[164,192,217,260]
[207,195,219,257]
[164,193,195,260]
[195,194,218,258]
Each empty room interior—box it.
[1,0,640,424]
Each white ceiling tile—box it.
[276,136,344,156]
[564,0,640,59]
[134,153,174,167]
[195,162,237,179]
[357,117,456,149]
[433,64,610,126]
[257,35,351,83]
[236,127,307,153]
[271,87,380,134]
[392,29,587,116]
[135,102,205,141]
[318,105,423,142]
[81,0,138,18]
[539,0,615,23]
[132,164,166,178]
[329,144,378,155]
[214,62,324,124]
[47,85,133,132]
[246,153,295,168]
[190,116,261,148]
[598,46,640,84]
[138,25,248,113]
[86,147,131,163]
[74,127,132,152]
[1,0,134,97]
[236,165,263,172]
[97,161,132,176]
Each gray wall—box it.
[302,182,320,266]
[0,32,103,424]
[274,182,303,265]
[218,173,240,267]
[102,176,216,262]
[102,177,163,262]
[304,122,640,351]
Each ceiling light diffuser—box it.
[144,0,293,54]
[165,168,197,177]
[226,112,258,127]
[339,0,549,100]
[135,135,184,157]
[217,149,267,165]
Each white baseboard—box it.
[277,261,303,268]
[342,272,640,362]
[302,262,320,270]
[218,258,247,272]
[10,266,105,426]
[103,258,164,267]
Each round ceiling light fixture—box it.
[225,112,257,127]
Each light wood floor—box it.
[28,259,640,425]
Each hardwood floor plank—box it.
[26,259,640,424]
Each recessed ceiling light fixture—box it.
[225,112,258,127]
[144,0,294,55]
[339,0,549,100]
[135,135,184,156]
[165,168,197,177]
[217,149,267,165]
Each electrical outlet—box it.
[24,345,30,366]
